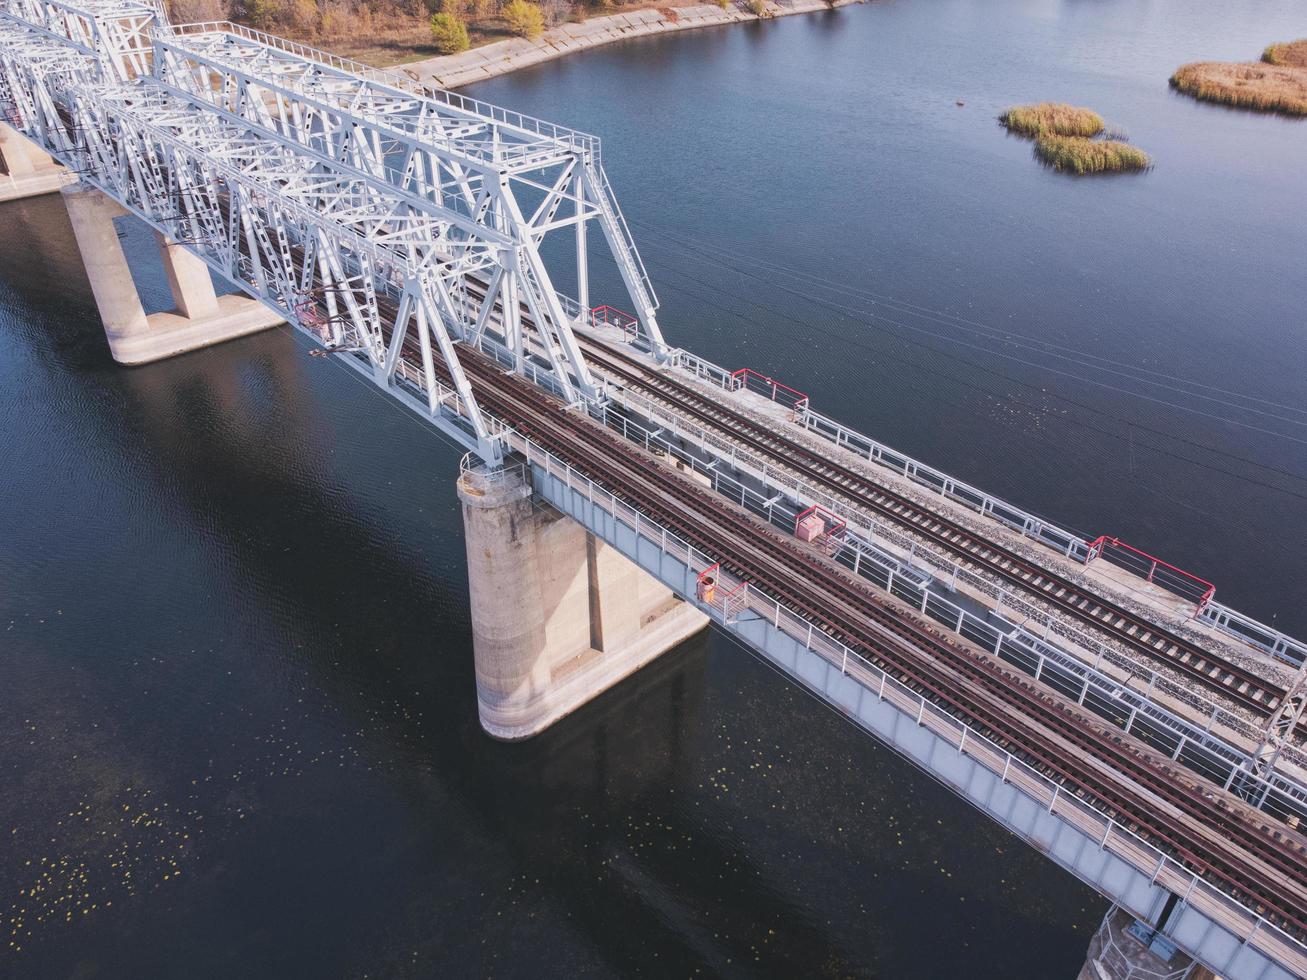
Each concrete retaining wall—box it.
[405,0,863,89]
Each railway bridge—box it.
[2,2,1305,976]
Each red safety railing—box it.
[794,504,846,539]
[731,368,809,414]
[1084,536,1215,612]
[695,563,748,619]
[590,305,639,342]
[793,504,851,558]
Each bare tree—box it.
[168,0,229,23]
[538,0,570,26]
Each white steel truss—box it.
[0,0,669,461]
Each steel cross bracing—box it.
[158,19,664,331]
[4,0,155,79]
[0,0,666,461]
[1251,666,1307,806]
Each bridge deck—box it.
[385,327,1307,941]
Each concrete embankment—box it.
[402,0,863,89]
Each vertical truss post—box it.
[581,162,667,360]
[1249,665,1307,807]
[496,179,597,401]
[501,249,523,373]
[573,165,589,322]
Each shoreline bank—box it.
[396,0,863,89]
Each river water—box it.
[2,0,1304,976]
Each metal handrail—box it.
[167,20,602,159]
[290,334,1307,975]
[509,428,1307,979]
[661,343,1305,667]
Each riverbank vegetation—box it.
[1033,136,1150,175]
[999,103,1104,138]
[428,10,470,51]
[166,0,651,66]
[1262,39,1307,69]
[1000,102,1148,175]
[1170,39,1307,116]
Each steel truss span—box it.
[3,2,1307,976]
[0,0,665,460]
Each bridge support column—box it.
[1078,905,1215,980]
[155,230,221,321]
[458,464,708,740]
[61,184,284,365]
[0,124,73,202]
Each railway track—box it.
[441,342,1307,939]
[141,176,1306,940]
[573,336,1293,723]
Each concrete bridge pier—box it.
[60,183,283,365]
[458,462,708,740]
[1078,905,1218,980]
[0,123,74,201]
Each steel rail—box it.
[573,336,1294,723]
[437,345,1307,938]
[361,285,1307,936]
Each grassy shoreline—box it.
[999,102,1104,138]
[1170,38,1307,117]
[1000,102,1149,175]
[1034,136,1150,175]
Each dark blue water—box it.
[476,0,1307,632]
[2,0,1303,975]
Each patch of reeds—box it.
[1170,61,1307,116]
[999,102,1105,138]
[1033,136,1151,175]
[1263,39,1307,69]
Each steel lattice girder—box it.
[143,33,607,400]
[0,0,674,410]
[158,29,588,176]
[5,0,156,79]
[148,24,666,355]
[0,13,505,454]
[0,0,682,452]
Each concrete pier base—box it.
[61,183,283,364]
[0,123,74,201]
[458,463,709,740]
[1078,906,1217,980]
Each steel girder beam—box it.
[5,0,155,79]
[1250,667,1307,806]
[149,24,667,358]
[0,14,503,456]
[145,31,610,400]
[0,0,674,450]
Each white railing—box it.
[483,433,1307,980]
[581,387,1306,820]
[425,326,1307,818]
[167,20,603,160]
[596,377,1307,776]
[660,343,1305,667]
[1093,909,1196,980]
[1201,601,1306,667]
[350,344,1307,976]
[450,328,1307,810]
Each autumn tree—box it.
[502,0,544,38]
[429,10,470,51]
